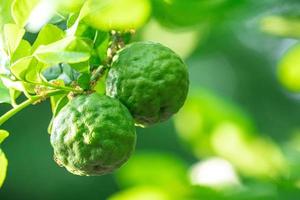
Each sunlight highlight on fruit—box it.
[278,44,300,92]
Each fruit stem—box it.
[107,30,125,64]
[90,65,107,89]
[0,90,66,127]
[91,65,107,81]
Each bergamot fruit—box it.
[278,44,300,92]
[50,93,136,176]
[106,41,189,127]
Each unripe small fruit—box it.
[106,41,189,127]
[50,93,136,176]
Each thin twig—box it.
[0,90,67,126]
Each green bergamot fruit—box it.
[106,41,189,127]
[50,93,136,176]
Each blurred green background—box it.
[2,0,300,199]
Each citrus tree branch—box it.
[0,90,66,126]
[90,65,108,88]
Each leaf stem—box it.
[40,82,82,93]
[0,90,66,126]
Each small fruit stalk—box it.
[0,0,189,181]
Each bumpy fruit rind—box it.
[50,93,136,176]
[106,41,189,127]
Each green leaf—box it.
[11,39,31,63]
[48,13,65,25]
[77,73,91,90]
[42,64,63,81]
[56,0,85,14]
[60,63,80,81]
[67,17,97,40]
[0,78,10,104]
[77,24,97,39]
[22,82,36,94]
[66,13,78,29]
[42,63,80,85]
[121,31,133,44]
[85,30,110,68]
[10,57,46,83]
[51,95,69,116]
[3,24,25,57]
[0,149,8,188]
[0,0,13,28]
[48,95,69,133]
[23,59,45,83]
[94,31,110,63]
[94,69,107,95]
[0,75,27,92]
[10,56,33,80]
[66,21,99,69]
[0,77,21,105]
[9,89,21,106]
[56,65,79,85]
[34,37,91,64]
[11,0,40,27]
[0,130,9,144]
[70,61,89,73]
[32,24,65,52]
